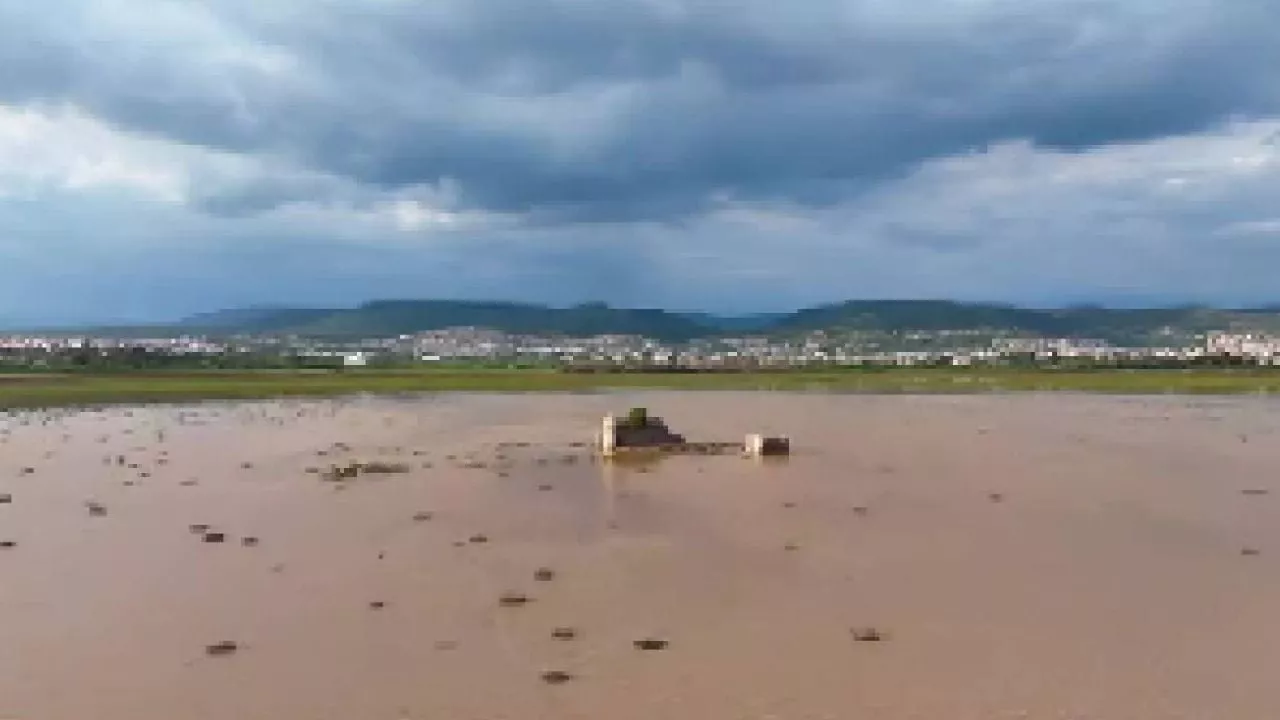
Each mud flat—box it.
[2,392,1280,720]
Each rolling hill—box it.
[15,299,1280,343]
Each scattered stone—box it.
[534,567,556,582]
[0,493,11,504]
[468,533,489,544]
[85,501,108,517]
[551,627,577,640]
[433,640,457,651]
[633,638,669,651]
[241,536,259,547]
[1242,547,1262,556]
[852,506,869,516]
[850,627,886,642]
[537,484,554,492]
[0,540,16,549]
[412,511,433,522]
[189,523,211,534]
[988,492,1004,503]
[369,601,386,610]
[203,532,227,544]
[782,501,797,509]
[179,480,198,487]
[540,670,573,685]
[123,480,136,487]
[240,462,253,470]
[1242,488,1270,496]
[784,542,800,552]
[205,641,239,657]
[498,592,531,607]
[19,467,34,475]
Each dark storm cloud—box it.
[2,0,1279,221]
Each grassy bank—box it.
[5,367,1280,409]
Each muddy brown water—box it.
[2,392,1280,719]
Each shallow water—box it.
[2,393,1279,719]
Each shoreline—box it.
[6,368,1280,409]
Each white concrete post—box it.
[600,414,618,456]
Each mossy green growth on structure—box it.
[625,406,650,428]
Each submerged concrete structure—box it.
[598,410,686,457]
[597,407,789,458]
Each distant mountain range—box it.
[13,299,1280,343]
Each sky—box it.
[2,0,1280,325]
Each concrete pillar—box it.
[600,414,618,456]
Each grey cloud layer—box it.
[4,0,1279,221]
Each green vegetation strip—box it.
[5,368,1280,409]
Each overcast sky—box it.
[2,0,1280,324]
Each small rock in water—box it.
[0,493,11,504]
[534,567,556,582]
[988,492,1004,503]
[0,540,16,549]
[205,641,239,657]
[633,638,669,651]
[498,592,531,607]
[537,483,554,492]
[203,532,227,544]
[852,506,869,516]
[850,627,887,642]
[551,627,577,640]
[468,533,489,544]
[540,670,573,685]
[1242,547,1262,556]
[241,536,259,547]
[189,523,211,534]
[369,601,387,610]
[1242,488,1270,496]
[412,511,433,522]
[85,501,108,517]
